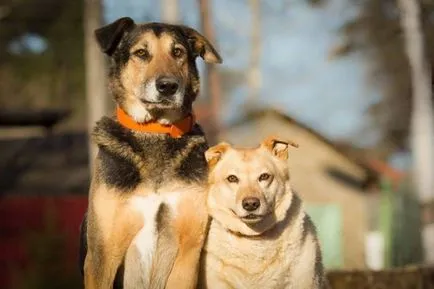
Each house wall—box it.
[0,196,87,288]
[219,112,368,269]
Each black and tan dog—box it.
[79,17,222,289]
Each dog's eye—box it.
[172,47,184,58]
[258,173,271,182]
[134,49,149,58]
[226,175,239,183]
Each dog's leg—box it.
[165,193,208,289]
[148,203,178,289]
[84,192,143,289]
[84,252,98,289]
[79,211,88,278]
[123,195,168,289]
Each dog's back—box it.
[199,137,325,289]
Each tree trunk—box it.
[397,0,434,264]
[161,0,179,24]
[247,0,261,105]
[84,0,107,168]
[198,0,222,138]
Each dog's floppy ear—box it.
[180,26,223,64]
[261,136,299,161]
[205,142,231,168]
[94,17,135,56]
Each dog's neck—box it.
[116,106,196,138]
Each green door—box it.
[305,204,343,269]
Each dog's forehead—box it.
[223,148,274,169]
[127,23,188,48]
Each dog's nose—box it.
[242,197,260,211]
[156,77,179,96]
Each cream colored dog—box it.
[198,136,326,289]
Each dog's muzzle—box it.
[140,76,184,108]
[156,76,180,99]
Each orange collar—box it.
[116,107,195,138]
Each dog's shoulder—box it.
[91,117,144,190]
[174,124,209,181]
[300,213,325,287]
[284,193,325,288]
[91,117,209,190]
[92,116,140,152]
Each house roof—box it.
[366,158,406,185]
[222,107,379,188]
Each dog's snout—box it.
[156,77,179,96]
[242,197,260,211]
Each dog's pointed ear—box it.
[205,142,231,168]
[94,17,135,56]
[180,26,222,64]
[261,136,299,161]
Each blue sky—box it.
[105,0,383,147]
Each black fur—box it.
[99,149,141,190]
[95,17,135,56]
[176,140,208,182]
[111,23,196,68]
[93,117,209,191]
[111,23,208,62]
[155,203,171,233]
[96,117,144,154]
[114,264,124,289]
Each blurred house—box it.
[0,197,86,289]
[0,113,88,288]
[362,159,422,269]
[0,132,89,195]
[218,108,378,269]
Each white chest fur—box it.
[123,192,181,288]
[202,221,291,289]
[201,213,319,289]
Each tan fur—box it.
[122,32,190,93]
[85,183,145,289]
[86,179,208,289]
[199,137,326,289]
[119,32,192,124]
[204,142,231,168]
[261,135,299,161]
[165,188,209,289]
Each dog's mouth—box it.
[241,214,265,224]
[231,210,268,224]
[140,100,162,104]
[140,98,181,109]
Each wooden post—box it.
[198,0,222,135]
[397,0,434,264]
[84,0,107,168]
[161,0,179,24]
[247,0,261,104]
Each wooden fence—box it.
[327,266,434,289]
